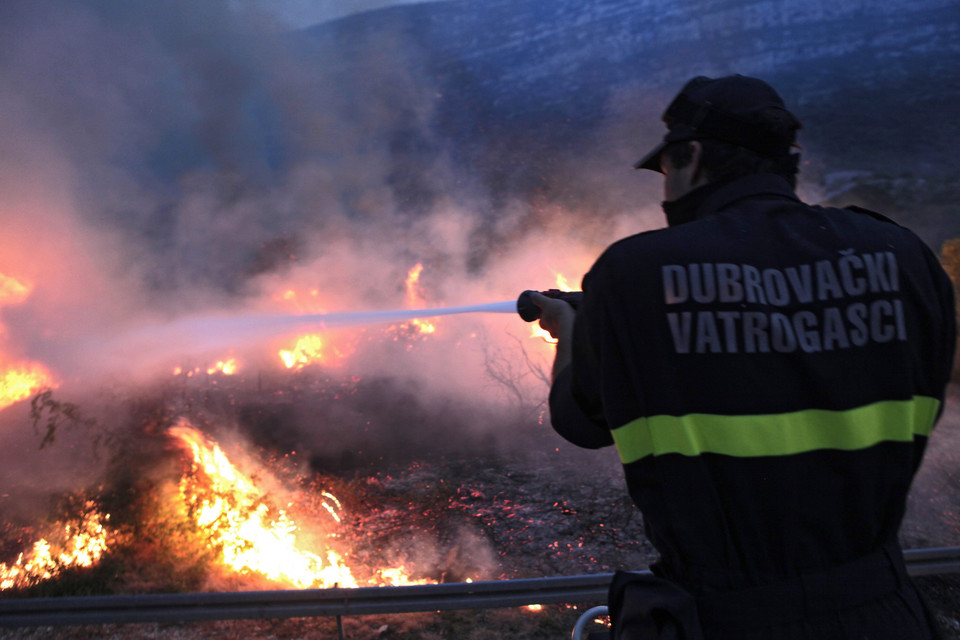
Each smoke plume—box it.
[0,0,653,389]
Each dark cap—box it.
[634,75,798,172]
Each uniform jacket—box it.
[549,173,956,595]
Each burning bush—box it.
[1,378,524,596]
[0,498,110,595]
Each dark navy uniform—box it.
[550,173,955,638]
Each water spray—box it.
[292,300,519,328]
[122,291,583,351]
[73,292,582,377]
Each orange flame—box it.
[530,324,557,344]
[0,362,55,410]
[280,334,326,369]
[171,421,358,589]
[404,263,436,335]
[207,359,238,376]
[0,506,109,590]
[171,421,364,588]
[278,333,352,369]
[405,264,426,307]
[529,272,576,344]
[271,289,354,369]
[169,421,434,588]
[0,273,56,409]
[554,272,575,292]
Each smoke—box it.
[0,0,663,470]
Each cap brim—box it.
[633,141,666,172]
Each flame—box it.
[271,289,355,369]
[170,421,359,589]
[405,264,425,306]
[0,361,56,410]
[280,334,326,369]
[554,272,574,291]
[169,421,437,588]
[0,506,110,590]
[404,263,436,335]
[410,318,436,335]
[0,273,57,409]
[274,287,331,369]
[207,359,238,375]
[527,271,576,345]
[279,333,353,369]
[530,324,558,344]
[375,567,433,586]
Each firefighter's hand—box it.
[530,292,575,342]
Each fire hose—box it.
[516,289,583,322]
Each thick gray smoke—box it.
[0,0,659,393]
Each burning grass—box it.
[0,504,108,592]
[1,377,959,639]
[0,372,645,603]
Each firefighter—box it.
[533,75,955,639]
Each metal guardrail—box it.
[1,547,958,628]
[900,545,960,576]
[0,574,611,628]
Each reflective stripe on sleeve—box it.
[611,396,940,463]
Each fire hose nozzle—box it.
[516,289,583,322]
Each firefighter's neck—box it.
[661,180,726,227]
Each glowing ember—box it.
[170,420,359,589]
[173,357,239,377]
[0,506,109,590]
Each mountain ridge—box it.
[303,0,960,120]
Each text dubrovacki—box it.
[661,251,906,355]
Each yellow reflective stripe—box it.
[611,396,940,464]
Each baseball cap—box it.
[634,75,798,172]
